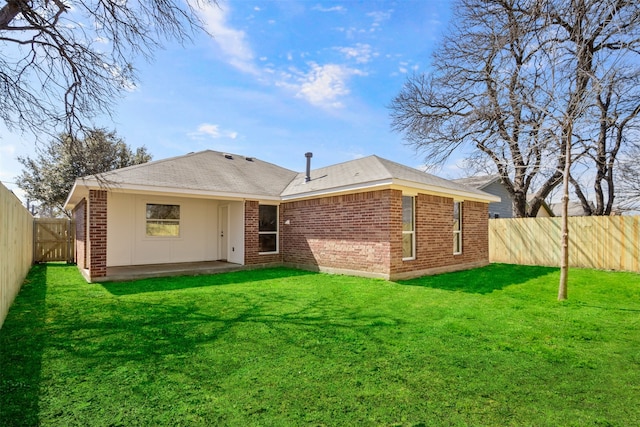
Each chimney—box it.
[305,152,313,182]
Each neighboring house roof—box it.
[65,150,500,210]
[528,195,555,217]
[454,174,558,217]
[550,201,594,217]
[451,175,501,190]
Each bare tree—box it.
[390,0,564,218]
[570,70,640,215]
[0,0,216,138]
[390,0,640,217]
[618,142,640,211]
[389,0,640,299]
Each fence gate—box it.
[33,218,75,263]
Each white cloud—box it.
[103,63,136,92]
[193,3,368,111]
[335,43,374,64]
[367,10,392,31]
[312,5,346,13]
[189,123,238,140]
[367,10,392,23]
[290,63,366,109]
[196,3,258,75]
[397,61,420,74]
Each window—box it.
[402,196,415,260]
[259,204,278,253]
[146,204,180,237]
[453,201,462,254]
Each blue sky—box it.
[1,0,465,202]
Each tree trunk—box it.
[0,0,21,29]
[558,129,572,301]
[569,174,593,215]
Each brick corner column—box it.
[88,190,108,280]
[244,200,259,265]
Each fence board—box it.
[489,216,640,272]
[1,183,33,329]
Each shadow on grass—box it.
[0,264,407,425]
[0,264,48,426]
[397,263,558,294]
[39,293,405,370]
[101,267,317,296]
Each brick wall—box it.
[280,190,393,277]
[88,190,107,280]
[244,200,283,265]
[73,198,87,270]
[388,189,404,274]
[390,194,489,279]
[460,200,490,265]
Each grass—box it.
[1,263,639,426]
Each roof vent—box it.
[305,152,313,182]
[245,157,254,162]
[224,154,233,160]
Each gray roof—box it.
[550,201,594,217]
[65,150,498,209]
[87,150,298,197]
[452,175,500,190]
[282,155,495,200]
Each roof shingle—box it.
[66,150,498,209]
[91,150,298,197]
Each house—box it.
[64,150,500,282]
[549,201,594,217]
[453,175,554,218]
[452,175,513,218]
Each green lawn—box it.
[1,264,639,426]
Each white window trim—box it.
[402,195,416,261]
[453,201,462,255]
[145,203,181,239]
[259,204,279,255]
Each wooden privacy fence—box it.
[1,182,34,329]
[33,218,75,263]
[489,216,640,272]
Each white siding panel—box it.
[107,193,219,266]
[107,193,135,266]
[227,201,245,264]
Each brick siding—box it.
[244,200,283,265]
[390,194,489,279]
[279,189,489,280]
[280,190,394,277]
[88,190,108,280]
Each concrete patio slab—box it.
[102,261,245,282]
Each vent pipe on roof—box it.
[305,152,313,182]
